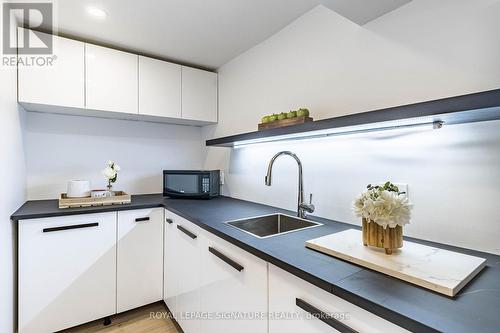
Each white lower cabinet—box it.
[117,208,164,312]
[18,213,117,333]
[163,209,268,333]
[175,217,204,333]
[18,207,408,333]
[200,232,268,333]
[164,210,206,332]
[269,264,408,333]
[163,209,180,317]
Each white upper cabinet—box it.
[85,44,138,114]
[139,56,181,118]
[17,30,217,125]
[181,67,218,123]
[18,28,84,108]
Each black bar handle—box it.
[177,225,197,239]
[135,217,150,222]
[165,218,173,224]
[209,247,244,272]
[296,298,358,333]
[43,222,99,233]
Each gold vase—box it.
[362,218,403,255]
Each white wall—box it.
[24,112,205,199]
[204,0,500,254]
[0,20,27,333]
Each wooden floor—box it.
[62,302,182,333]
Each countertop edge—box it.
[10,200,164,221]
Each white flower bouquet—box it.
[354,182,412,254]
[102,160,121,191]
[353,182,412,229]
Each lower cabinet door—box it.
[175,217,204,333]
[18,213,117,333]
[117,208,164,313]
[164,209,179,316]
[200,233,268,333]
[269,264,409,333]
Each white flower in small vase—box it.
[353,182,413,254]
[102,161,120,193]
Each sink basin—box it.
[225,213,322,238]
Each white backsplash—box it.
[204,2,500,254]
[24,112,205,199]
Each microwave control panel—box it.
[202,177,210,193]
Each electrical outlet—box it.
[220,171,225,185]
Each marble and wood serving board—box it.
[305,229,486,297]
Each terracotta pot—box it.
[362,218,403,255]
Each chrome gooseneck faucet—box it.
[265,151,315,218]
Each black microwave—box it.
[163,170,220,199]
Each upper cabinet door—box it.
[18,28,84,108]
[85,44,138,114]
[181,67,218,123]
[138,56,181,118]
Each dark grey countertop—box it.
[11,194,500,333]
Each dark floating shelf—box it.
[206,89,500,147]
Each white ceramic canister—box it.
[67,180,91,198]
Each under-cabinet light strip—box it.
[233,120,444,148]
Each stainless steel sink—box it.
[225,213,322,238]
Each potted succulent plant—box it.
[353,182,412,254]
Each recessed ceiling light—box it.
[86,6,107,19]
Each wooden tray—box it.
[258,116,313,130]
[59,191,131,209]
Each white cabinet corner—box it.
[18,28,85,108]
[181,67,218,123]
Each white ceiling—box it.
[21,0,413,70]
[320,0,412,25]
[38,0,319,70]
